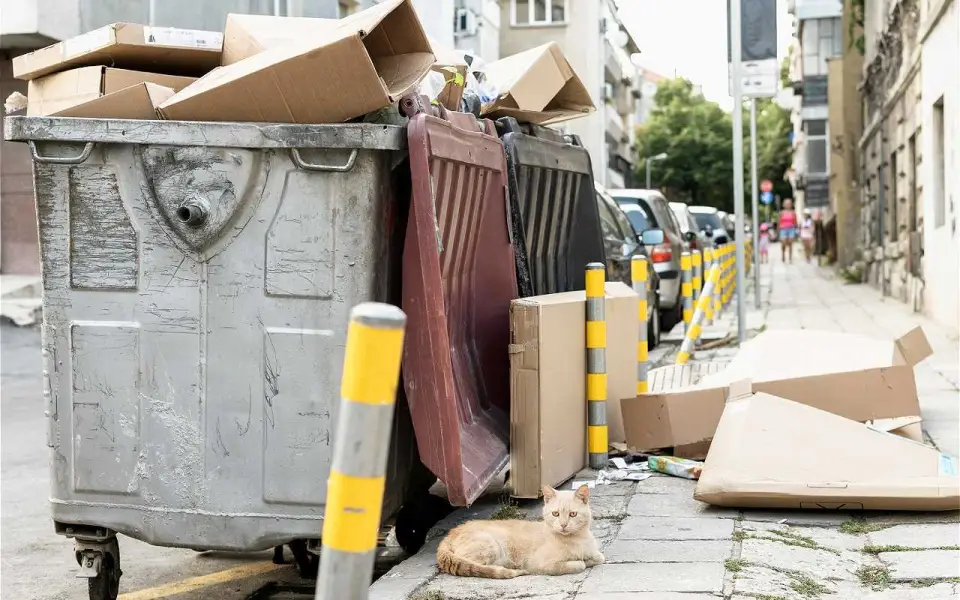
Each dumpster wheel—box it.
[87,553,120,600]
[75,537,121,600]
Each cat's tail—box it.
[436,540,525,579]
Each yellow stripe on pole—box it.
[680,253,692,270]
[676,350,691,365]
[681,282,692,297]
[637,380,648,394]
[321,471,385,553]
[340,322,404,405]
[637,340,648,362]
[586,320,606,349]
[688,322,702,341]
[638,299,648,321]
[586,373,607,401]
[587,425,608,453]
[632,258,648,282]
[585,267,605,297]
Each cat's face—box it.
[541,485,591,536]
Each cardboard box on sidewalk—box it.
[622,327,933,453]
[481,42,595,125]
[13,24,222,81]
[27,67,195,119]
[160,0,435,123]
[695,387,960,511]
[509,283,637,498]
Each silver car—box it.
[608,189,698,331]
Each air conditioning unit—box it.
[454,8,479,36]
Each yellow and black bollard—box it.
[680,251,693,334]
[316,303,406,600]
[585,263,608,470]
[676,264,721,364]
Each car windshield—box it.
[691,211,724,232]
[619,203,650,233]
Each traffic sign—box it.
[761,191,774,205]
[760,180,773,193]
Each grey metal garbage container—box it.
[4,116,419,600]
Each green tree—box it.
[635,78,794,215]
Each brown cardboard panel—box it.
[159,0,434,124]
[622,328,931,452]
[509,283,638,498]
[481,42,595,125]
[27,66,194,116]
[48,83,175,120]
[13,23,222,81]
[221,14,342,65]
[695,392,960,511]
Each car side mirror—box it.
[682,231,698,242]
[640,228,665,246]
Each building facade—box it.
[499,0,642,188]
[452,0,501,61]
[633,67,666,127]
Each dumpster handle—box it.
[290,148,358,172]
[29,141,94,165]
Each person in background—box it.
[777,199,798,263]
[800,210,815,262]
[758,222,770,264]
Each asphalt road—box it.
[0,324,321,600]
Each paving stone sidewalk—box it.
[371,252,960,600]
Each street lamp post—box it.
[645,152,668,189]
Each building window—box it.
[805,119,828,175]
[512,0,566,25]
[338,2,356,17]
[933,97,946,228]
[889,150,898,242]
[801,17,842,76]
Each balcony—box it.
[604,38,624,83]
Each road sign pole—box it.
[731,0,746,343]
[750,99,761,310]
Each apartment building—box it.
[634,67,667,126]
[452,0,501,61]
[499,0,642,188]
[785,0,845,217]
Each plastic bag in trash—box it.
[648,456,704,480]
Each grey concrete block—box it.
[882,550,960,581]
[616,516,734,541]
[602,539,733,564]
[580,594,722,600]
[739,538,861,581]
[368,576,429,600]
[424,571,586,600]
[741,521,867,552]
[867,511,960,526]
[732,564,845,599]
[627,491,738,519]
[850,582,960,599]
[741,510,853,526]
[582,562,725,593]
[632,475,698,496]
[590,494,630,520]
[869,523,960,548]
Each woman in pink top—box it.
[778,199,798,263]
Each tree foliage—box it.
[634,78,793,214]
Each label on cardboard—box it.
[63,26,113,58]
[939,454,957,476]
[143,27,223,49]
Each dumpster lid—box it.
[3,116,407,151]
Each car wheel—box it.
[648,296,661,348]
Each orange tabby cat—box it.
[436,485,604,578]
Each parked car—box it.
[670,202,709,251]
[690,205,731,246]
[608,189,697,331]
[595,183,664,347]
[717,210,737,241]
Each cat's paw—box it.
[585,552,605,567]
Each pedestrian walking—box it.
[800,210,814,262]
[758,222,770,264]
[777,199,798,263]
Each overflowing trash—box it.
[647,456,703,480]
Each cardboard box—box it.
[27,67,195,118]
[221,14,341,65]
[481,42,595,125]
[13,24,222,81]
[695,389,960,511]
[428,36,468,111]
[509,283,638,498]
[160,0,435,124]
[622,327,933,452]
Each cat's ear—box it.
[574,484,590,504]
[542,486,557,502]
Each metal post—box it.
[148,0,156,25]
[730,0,747,342]
[680,252,693,334]
[316,303,407,600]
[632,256,649,394]
[585,263,608,469]
[676,264,721,365]
[749,99,761,309]
[703,248,714,326]
[645,159,652,189]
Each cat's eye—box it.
[569,511,577,517]
[551,511,560,517]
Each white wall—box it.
[920,0,959,330]
[1,0,80,42]
[412,0,455,48]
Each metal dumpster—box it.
[4,116,420,598]
[401,109,517,507]
[497,117,605,297]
